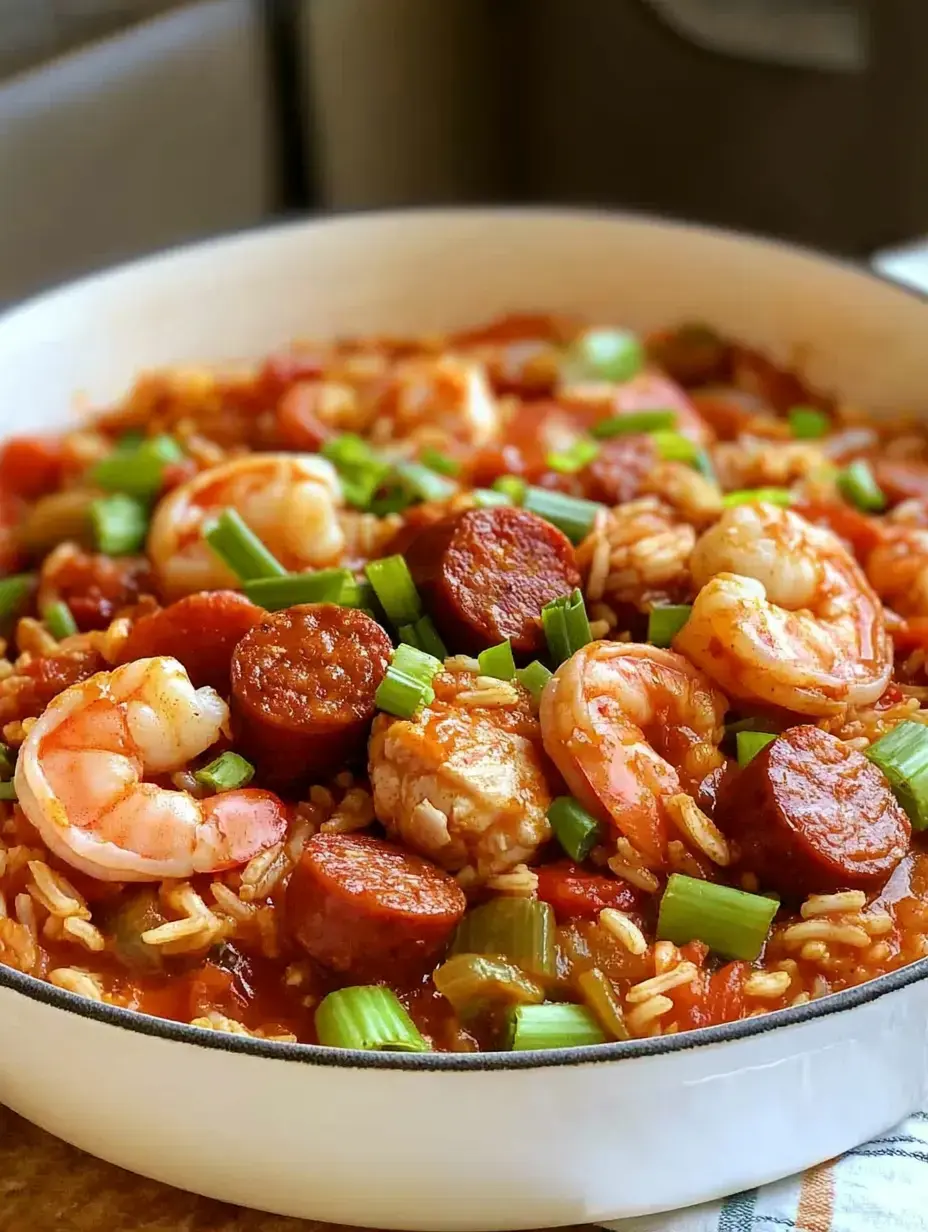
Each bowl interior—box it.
[1,209,927,430]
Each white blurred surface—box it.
[872,240,928,295]
[0,0,275,305]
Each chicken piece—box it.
[368,672,552,882]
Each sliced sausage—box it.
[404,505,580,656]
[718,725,910,898]
[119,591,263,692]
[583,435,657,506]
[230,604,392,788]
[287,832,467,983]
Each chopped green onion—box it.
[0,744,14,781]
[322,434,392,511]
[433,954,545,1014]
[725,716,779,736]
[505,1003,606,1051]
[90,433,184,497]
[90,494,149,556]
[43,600,78,640]
[515,660,553,703]
[591,409,677,439]
[523,487,603,545]
[692,448,717,481]
[204,509,286,582]
[364,555,422,626]
[194,751,255,793]
[0,574,35,624]
[788,405,830,440]
[547,796,603,863]
[0,781,17,802]
[865,720,928,830]
[546,438,600,474]
[398,615,448,661]
[721,487,794,508]
[736,730,777,767]
[477,640,516,681]
[657,873,778,961]
[244,568,351,611]
[472,488,512,508]
[375,642,442,719]
[542,589,592,666]
[337,576,378,610]
[315,986,428,1052]
[419,449,461,477]
[565,328,644,384]
[837,459,886,513]
[451,898,556,980]
[651,430,699,465]
[647,604,692,648]
[369,484,416,517]
[576,967,630,1041]
[492,475,527,504]
[393,460,457,503]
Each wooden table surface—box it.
[0,1107,341,1232]
[0,1108,589,1232]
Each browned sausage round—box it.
[403,505,580,656]
[287,833,467,983]
[230,604,393,788]
[719,725,910,898]
[584,436,657,506]
[119,591,263,693]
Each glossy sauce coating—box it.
[404,506,580,656]
[719,725,910,897]
[119,591,264,692]
[287,832,467,983]
[231,604,393,789]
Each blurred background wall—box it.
[1,0,926,304]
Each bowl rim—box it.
[2,203,928,1072]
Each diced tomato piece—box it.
[0,436,63,500]
[707,961,749,1023]
[671,959,748,1030]
[535,861,643,922]
[794,500,886,559]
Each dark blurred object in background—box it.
[1,0,927,304]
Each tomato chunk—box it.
[0,436,63,500]
[536,861,643,922]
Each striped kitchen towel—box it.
[602,1112,928,1232]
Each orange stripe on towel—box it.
[796,1159,836,1232]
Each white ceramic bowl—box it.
[1,210,927,1230]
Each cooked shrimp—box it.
[539,643,727,864]
[14,656,287,882]
[148,454,344,598]
[675,503,891,715]
[370,356,499,449]
[866,526,928,617]
[369,672,551,881]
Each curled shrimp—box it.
[675,503,891,715]
[866,525,928,617]
[539,642,727,863]
[148,454,345,598]
[14,656,287,882]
